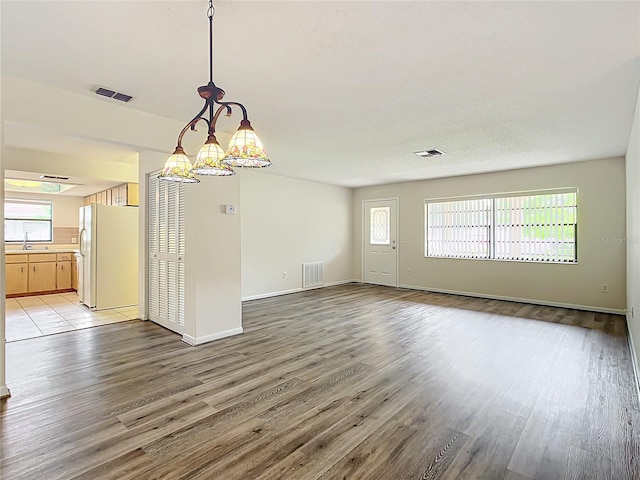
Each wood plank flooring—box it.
[1,284,638,479]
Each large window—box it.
[4,198,53,242]
[426,190,577,263]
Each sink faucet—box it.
[22,232,32,250]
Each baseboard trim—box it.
[397,284,626,315]
[627,319,640,408]
[182,327,244,346]
[0,385,10,399]
[242,280,359,302]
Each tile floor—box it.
[5,292,139,342]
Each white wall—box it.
[354,158,627,312]
[626,86,640,382]
[4,191,83,228]
[186,175,242,341]
[138,151,242,345]
[240,171,354,299]
[0,105,8,398]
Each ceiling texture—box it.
[2,1,639,188]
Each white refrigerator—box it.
[79,204,138,310]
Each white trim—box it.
[182,327,243,346]
[398,283,627,315]
[0,385,10,399]
[242,280,358,302]
[627,318,640,407]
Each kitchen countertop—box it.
[6,249,79,254]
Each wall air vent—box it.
[92,85,134,103]
[302,262,324,288]
[414,149,445,158]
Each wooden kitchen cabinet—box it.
[28,262,57,293]
[85,183,139,207]
[127,183,139,206]
[56,253,72,290]
[6,252,77,297]
[5,263,28,295]
[71,254,78,291]
[56,261,72,290]
[115,183,139,206]
[117,184,127,205]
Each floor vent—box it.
[302,262,324,288]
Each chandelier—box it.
[159,0,271,183]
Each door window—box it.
[370,206,390,245]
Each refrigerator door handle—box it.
[79,229,86,256]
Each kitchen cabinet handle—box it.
[21,267,23,273]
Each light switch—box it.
[225,205,237,215]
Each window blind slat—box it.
[426,191,576,263]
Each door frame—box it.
[361,197,399,287]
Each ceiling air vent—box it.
[40,175,70,181]
[92,85,134,103]
[414,149,445,158]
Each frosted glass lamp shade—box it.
[159,148,200,183]
[192,139,236,176]
[223,124,271,168]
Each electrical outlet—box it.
[407,268,412,274]
[282,272,287,279]
[601,284,608,293]
[71,237,77,244]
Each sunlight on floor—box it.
[5,292,139,342]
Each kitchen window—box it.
[425,189,577,263]
[4,198,53,243]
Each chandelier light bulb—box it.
[223,120,272,168]
[193,136,236,176]
[159,147,200,183]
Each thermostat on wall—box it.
[225,205,237,215]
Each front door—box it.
[363,199,397,287]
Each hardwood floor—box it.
[1,284,638,479]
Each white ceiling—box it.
[5,123,139,165]
[2,1,639,188]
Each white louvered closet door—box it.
[148,173,186,334]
